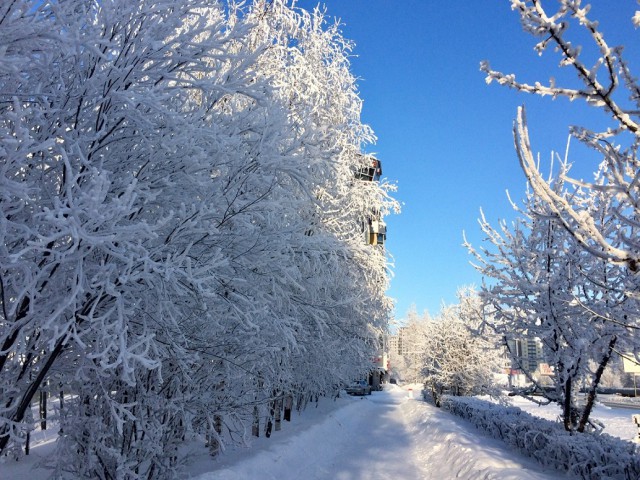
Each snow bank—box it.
[441,395,640,480]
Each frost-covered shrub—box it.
[442,396,640,480]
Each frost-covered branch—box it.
[514,106,635,269]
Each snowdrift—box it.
[441,396,640,480]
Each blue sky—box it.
[296,1,638,321]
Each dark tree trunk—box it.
[284,395,292,422]
[563,377,574,432]
[252,406,259,437]
[578,336,617,432]
[0,336,66,453]
[39,389,47,430]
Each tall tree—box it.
[0,0,397,476]
[482,0,640,289]
[467,159,633,431]
[422,288,501,407]
[473,0,640,432]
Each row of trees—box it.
[0,1,398,478]
[467,0,640,433]
[390,288,502,407]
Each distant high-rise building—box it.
[391,326,412,356]
[507,337,544,373]
[388,334,400,356]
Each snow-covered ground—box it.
[191,385,562,480]
[506,394,640,443]
[5,385,639,479]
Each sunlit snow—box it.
[5,385,640,479]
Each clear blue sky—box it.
[297,1,638,321]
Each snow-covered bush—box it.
[442,396,640,479]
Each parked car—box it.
[345,380,372,396]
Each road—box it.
[196,386,564,480]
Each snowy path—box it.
[5,387,635,479]
[194,386,563,480]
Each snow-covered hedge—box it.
[441,396,640,479]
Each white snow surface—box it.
[507,394,640,442]
[191,385,562,480]
[8,385,639,479]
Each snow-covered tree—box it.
[482,1,640,270]
[0,0,397,476]
[473,0,640,433]
[467,157,635,431]
[393,306,429,384]
[422,288,501,407]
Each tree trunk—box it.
[213,414,222,453]
[252,406,260,437]
[265,417,273,438]
[39,389,47,431]
[275,397,282,431]
[59,389,64,434]
[562,377,574,432]
[578,336,617,432]
[0,336,66,454]
[284,395,292,421]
